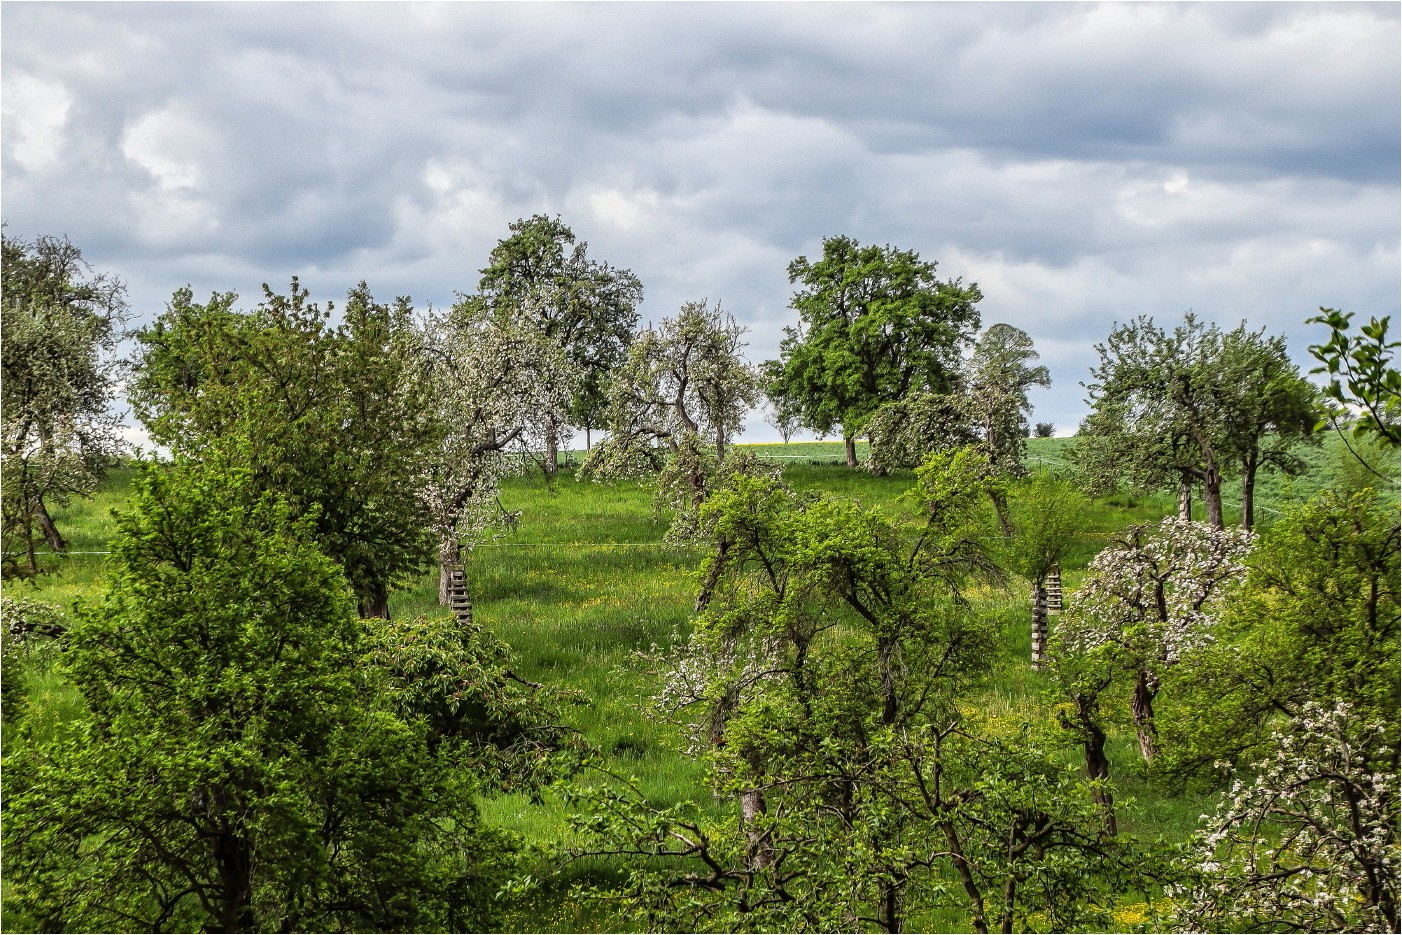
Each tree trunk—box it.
[878,876,904,933]
[844,435,858,468]
[1075,694,1116,835]
[1241,456,1258,530]
[990,489,1012,537]
[1203,463,1224,530]
[357,584,390,620]
[438,538,462,605]
[695,538,729,613]
[33,496,66,552]
[545,431,560,476]
[585,424,592,450]
[739,787,773,870]
[1131,669,1158,762]
[1030,583,1048,669]
[1177,479,1192,521]
[212,828,255,933]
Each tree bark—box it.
[1177,479,1192,521]
[33,496,66,552]
[990,489,1012,537]
[212,826,255,933]
[1203,465,1224,530]
[739,787,773,870]
[545,431,560,476]
[844,435,858,468]
[1131,669,1158,762]
[1240,455,1258,530]
[438,538,462,606]
[1071,692,1116,835]
[357,584,391,620]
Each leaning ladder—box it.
[444,563,473,627]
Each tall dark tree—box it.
[767,235,982,467]
[472,214,643,470]
[131,279,438,617]
[1,232,127,576]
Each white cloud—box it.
[2,72,73,171]
[121,109,201,191]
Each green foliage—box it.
[1,232,127,577]
[364,608,588,799]
[2,459,515,932]
[865,392,976,475]
[999,472,1091,586]
[1077,314,1316,528]
[130,279,439,615]
[1307,307,1401,452]
[566,450,1158,932]
[1160,488,1401,781]
[767,235,981,455]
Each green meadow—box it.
[5,436,1394,932]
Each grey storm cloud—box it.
[3,1,1397,439]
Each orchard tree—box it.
[865,392,977,476]
[999,473,1090,665]
[568,450,1157,933]
[2,458,516,933]
[1059,516,1253,763]
[472,214,643,468]
[1159,487,1400,780]
[966,323,1051,480]
[582,300,761,543]
[1173,704,1399,934]
[1216,325,1317,528]
[131,279,439,618]
[1,232,127,576]
[767,235,981,467]
[1077,315,1313,529]
[417,301,580,606]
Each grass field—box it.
[4,434,1394,932]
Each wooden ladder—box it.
[1045,563,1063,612]
[444,563,473,627]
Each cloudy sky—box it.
[3,1,1398,441]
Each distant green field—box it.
[4,433,1395,932]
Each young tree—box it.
[472,214,643,468]
[999,473,1090,666]
[416,301,580,605]
[767,235,982,467]
[131,280,439,617]
[582,300,761,543]
[1059,516,1253,763]
[2,458,515,933]
[1,232,127,576]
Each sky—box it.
[3,1,1398,443]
